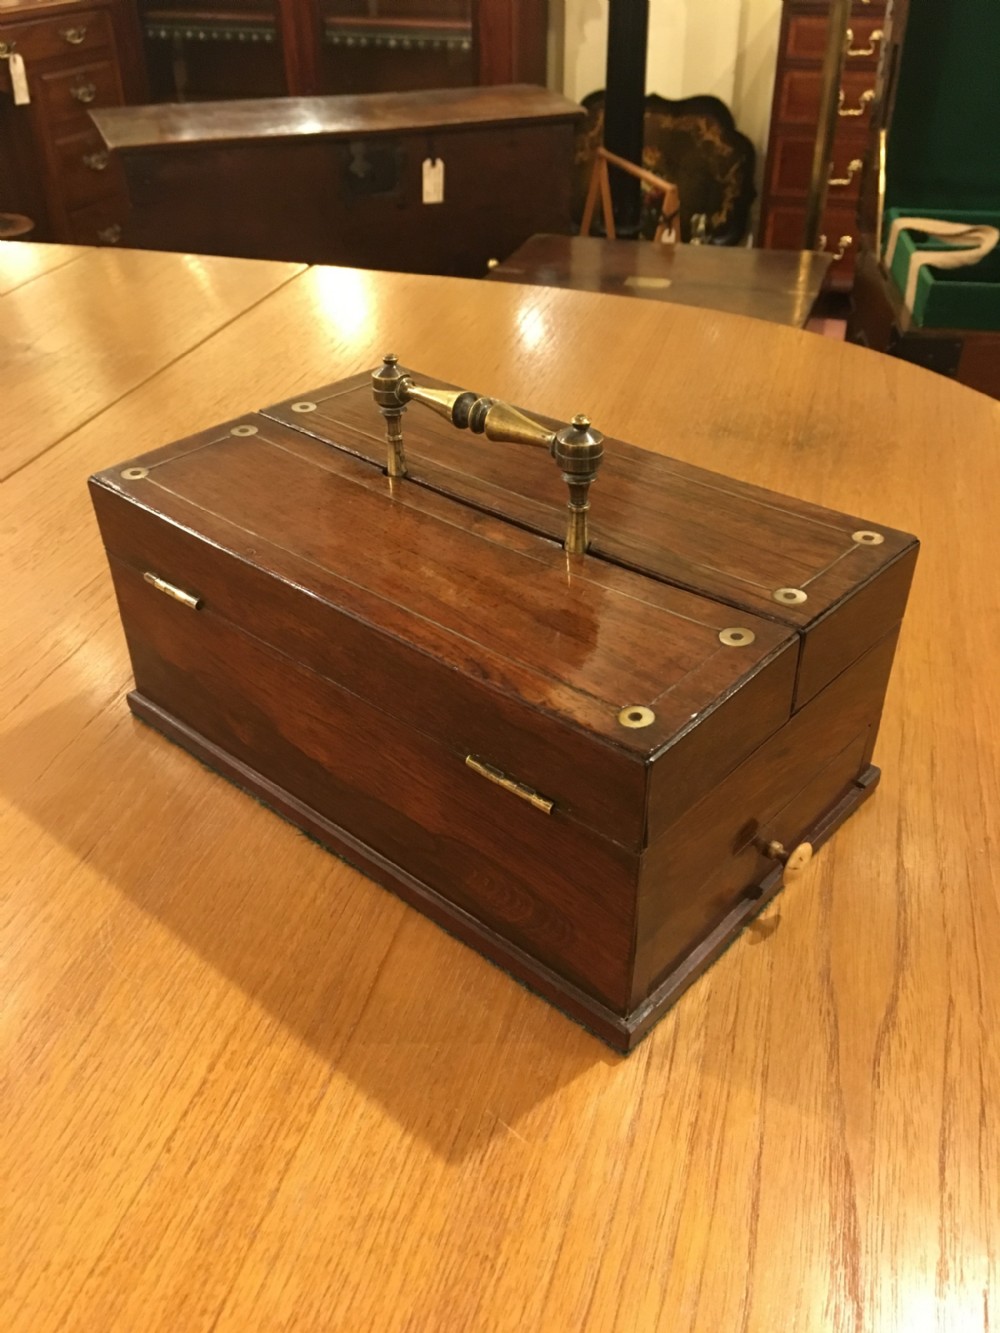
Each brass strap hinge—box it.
[143,571,202,610]
[465,755,554,814]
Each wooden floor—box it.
[2,241,999,1332]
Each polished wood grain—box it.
[0,246,304,480]
[93,83,580,150]
[487,233,834,327]
[3,246,999,1330]
[0,236,80,292]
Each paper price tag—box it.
[9,52,30,105]
[422,157,444,205]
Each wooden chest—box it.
[90,85,581,277]
[89,363,918,1051]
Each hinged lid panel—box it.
[91,413,797,851]
[264,370,918,706]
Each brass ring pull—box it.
[82,150,109,171]
[845,27,883,57]
[828,158,863,188]
[70,80,97,103]
[60,25,88,43]
[838,88,875,118]
[97,223,122,244]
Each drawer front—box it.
[53,125,123,207]
[776,68,877,126]
[66,195,126,245]
[109,555,638,1011]
[36,58,123,130]
[786,14,885,65]
[763,202,859,287]
[768,131,868,200]
[0,9,112,66]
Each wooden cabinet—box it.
[759,0,885,289]
[0,0,144,243]
[140,0,547,103]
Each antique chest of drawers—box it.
[90,361,918,1050]
[759,0,886,289]
[0,0,143,244]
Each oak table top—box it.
[487,233,834,327]
[2,241,998,1333]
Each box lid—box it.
[91,411,801,852]
[887,0,1000,213]
[263,368,918,710]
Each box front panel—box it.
[108,555,639,1011]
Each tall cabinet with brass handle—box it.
[0,0,145,245]
[759,0,886,290]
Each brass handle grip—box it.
[371,354,604,556]
[828,157,863,188]
[97,223,122,244]
[82,150,109,171]
[70,80,97,103]
[845,27,883,57]
[838,88,875,117]
[60,25,88,43]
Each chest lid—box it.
[263,364,917,709]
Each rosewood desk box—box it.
[89,364,918,1051]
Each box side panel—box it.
[107,554,639,1012]
[632,627,901,1008]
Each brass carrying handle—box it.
[82,150,109,171]
[60,25,88,43]
[70,80,97,103]
[845,26,883,57]
[371,354,604,557]
[838,87,875,117]
[828,157,863,188]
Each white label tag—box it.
[422,157,444,205]
[9,52,30,106]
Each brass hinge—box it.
[143,571,202,610]
[465,755,554,814]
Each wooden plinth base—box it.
[128,691,880,1053]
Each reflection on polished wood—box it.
[2,245,999,1332]
[488,233,834,327]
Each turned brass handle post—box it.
[371,354,604,556]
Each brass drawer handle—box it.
[0,40,17,57]
[60,25,88,44]
[819,233,854,262]
[838,88,875,117]
[465,755,554,814]
[828,157,863,188]
[143,571,201,609]
[97,223,122,244]
[82,149,109,171]
[70,80,97,103]
[845,26,883,57]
